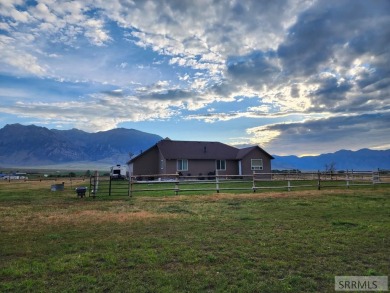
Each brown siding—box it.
[190,160,217,177]
[178,159,215,177]
[240,148,272,176]
[216,160,238,176]
[165,159,239,177]
[129,140,273,178]
[165,159,177,175]
[131,147,159,175]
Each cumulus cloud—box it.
[94,0,311,74]
[0,35,46,75]
[0,0,31,23]
[30,2,57,23]
[84,18,111,46]
[276,0,390,114]
[0,0,389,154]
[246,113,390,155]
[0,92,181,132]
[227,51,281,88]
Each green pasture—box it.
[0,181,389,292]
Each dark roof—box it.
[236,146,256,159]
[157,140,238,160]
[129,139,274,163]
[236,146,274,160]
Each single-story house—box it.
[127,138,274,177]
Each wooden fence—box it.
[127,170,390,196]
[1,170,389,197]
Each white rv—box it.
[110,165,129,180]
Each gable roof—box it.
[129,139,273,162]
[157,139,239,160]
[236,146,274,160]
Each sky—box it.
[0,0,389,156]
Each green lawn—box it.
[0,183,389,292]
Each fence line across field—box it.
[1,170,389,196]
[125,170,389,197]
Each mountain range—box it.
[272,149,390,171]
[0,124,388,171]
[0,124,162,167]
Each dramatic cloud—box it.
[0,93,181,132]
[247,113,390,155]
[276,0,390,113]
[0,0,389,155]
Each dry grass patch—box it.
[36,209,179,224]
[0,179,89,191]
[139,189,332,203]
[1,209,179,230]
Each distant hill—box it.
[273,149,390,171]
[0,124,162,167]
[1,124,388,171]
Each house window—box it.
[177,159,188,171]
[251,159,263,170]
[216,160,226,171]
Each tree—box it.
[325,162,336,180]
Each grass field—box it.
[0,181,389,292]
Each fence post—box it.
[372,169,381,184]
[215,170,220,193]
[288,180,291,192]
[109,176,112,196]
[129,173,133,197]
[252,171,256,192]
[92,171,99,198]
[372,170,380,184]
[127,176,131,197]
[174,172,179,195]
[346,170,349,188]
[89,176,92,197]
[317,171,321,190]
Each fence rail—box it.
[1,170,389,196]
[128,170,390,196]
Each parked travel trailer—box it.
[110,165,129,180]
